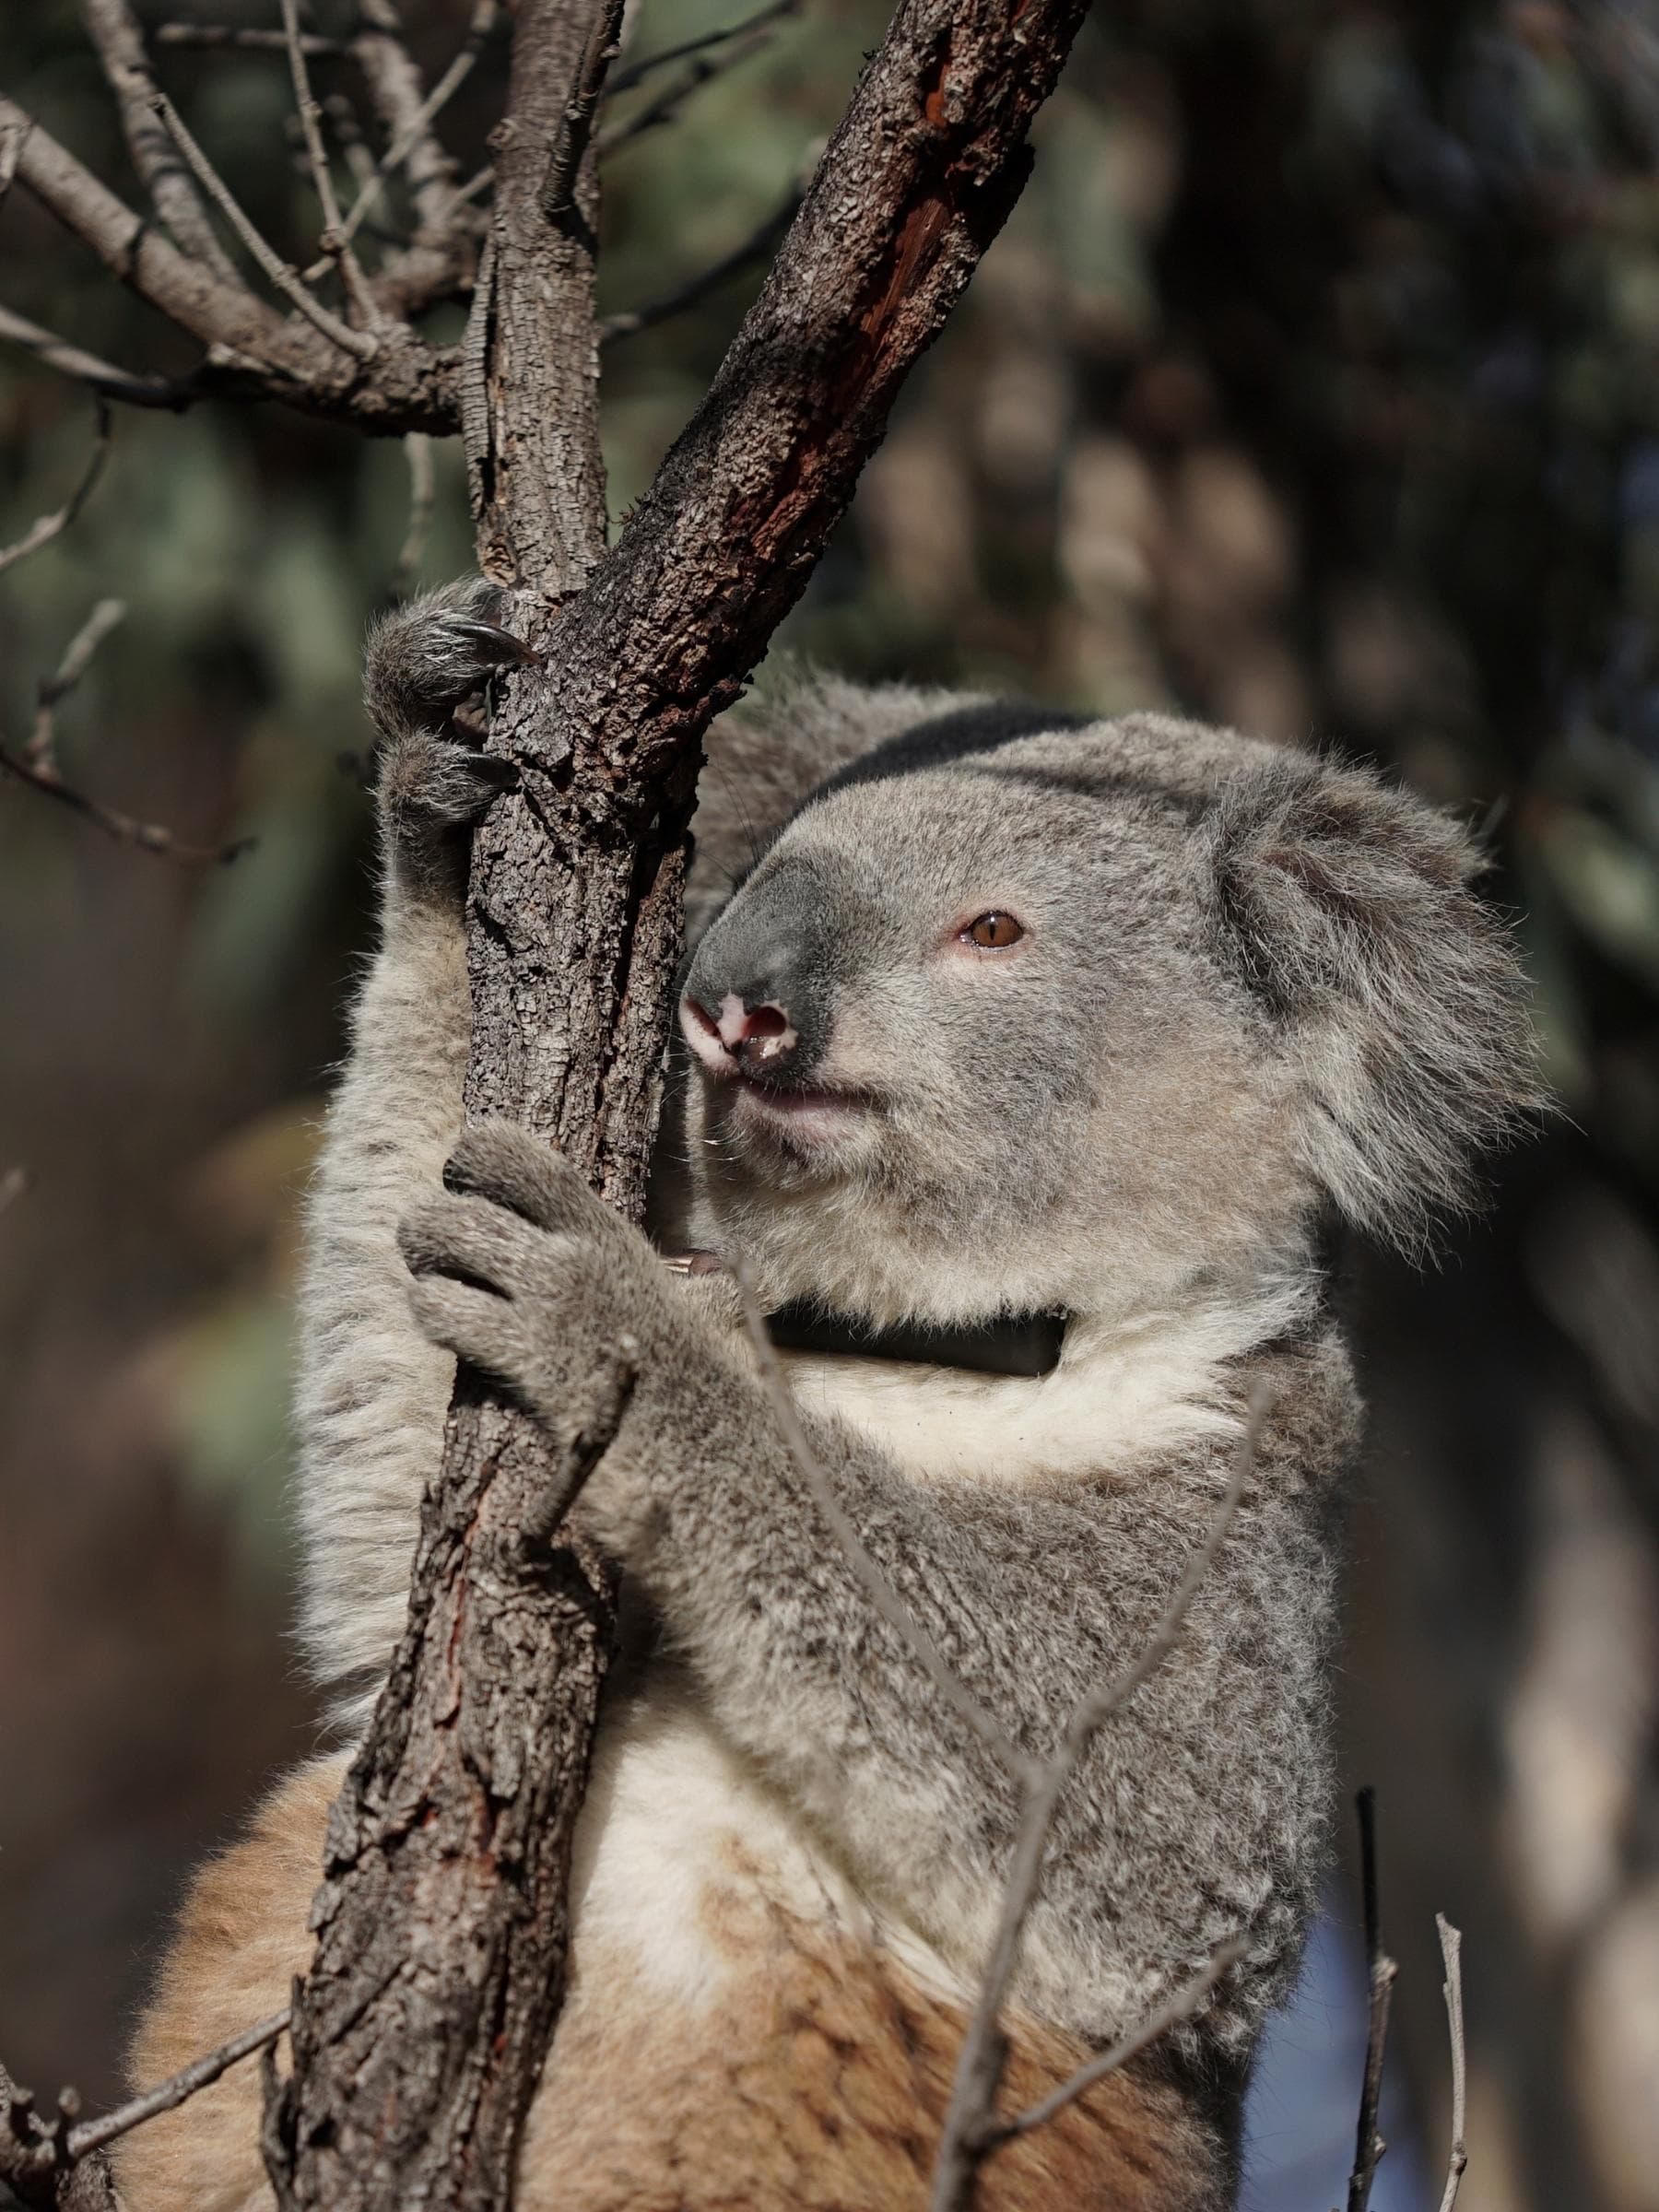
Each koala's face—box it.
[678,715,1288,1324]
[676,702,1541,1326]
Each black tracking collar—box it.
[764,1300,1067,1380]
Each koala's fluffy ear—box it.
[686,671,966,945]
[1209,753,1547,1255]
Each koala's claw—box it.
[363,579,538,746]
[379,728,518,847]
[446,618,542,670]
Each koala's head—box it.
[668,680,1545,1327]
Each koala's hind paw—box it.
[363,578,539,745]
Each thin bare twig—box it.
[330,0,500,253]
[0,112,27,207]
[149,93,378,360]
[540,0,628,218]
[26,597,127,771]
[1345,1787,1399,2212]
[392,430,435,592]
[1,600,251,865]
[606,0,800,99]
[1435,1915,1468,2212]
[0,304,197,411]
[598,187,802,344]
[68,2009,290,2162]
[929,1385,1267,2212]
[278,0,377,323]
[735,1265,1039,1788]
[596,0,801,156]
[82,0,241,285]
[0,403,113,579]
[351,0,465,241]
[979,1936,1253,2151]
[1,2009,288,2208]
[157,25,347,58]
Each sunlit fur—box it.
[123,592,1544,2212]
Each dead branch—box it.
[929,1387,1266,2212]
[1,101,29,207]
[0,599,250,865]
[352,0,467,241]
[155,26,347,59]
[979,1936,1253,2152]
[0,401,112,578]
[82,0,240,285]
[606,0,802,101]
[391,429,436,593]
[1,2011,288,2211]
[597,185,802,345]
[539,0,628,219]
[265,3,1088,2206]
[1345,1787,1399,2212]
[329,0,500,255]
[595,0,795,159]
[0,304,196,410]
[69,2012,291,2164]
[1436,1914,1468,2212]
[276,0,377,323]
[150,93,377,360]
[0,92,458,431]
[25,595,125,770]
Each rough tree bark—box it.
[251,4,1090,2207]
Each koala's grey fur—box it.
[294,582,1541,2163]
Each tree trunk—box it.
[265,6,1090,2206]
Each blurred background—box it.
[2,2,1656,2206]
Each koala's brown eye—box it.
[964,912,1023,949]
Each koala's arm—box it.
[295,587,532,1725]
[402,1122,1351,2051]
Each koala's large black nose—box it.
[680,864,834,1087]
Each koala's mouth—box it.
[723,1071,877,1152]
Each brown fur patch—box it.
[121,1759,1222,2212]
[116,1755,346,2212]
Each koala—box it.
[119,582,1541,2212]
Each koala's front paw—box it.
[364,578,539,744]
[399,1123,674,1549]
[367,580,537,897]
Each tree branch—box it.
[0,91,459,431]
[0,598,252,864]
[81,0,241,284]
[1435,1914,1468,2212]
[594,0,797,158]
[276,0,378,323]
[265,3,1089,2207]
[1345,1787,1400,2212]
[150,92,378,359]
[0,400,113,577]
[605,0,801,100]
[977,1937,1253,2152]
[0,303,197,409]
[330,0,500,254]
[596,185,801,345]
[1,2012,288,2212]
[539,0,627,220]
